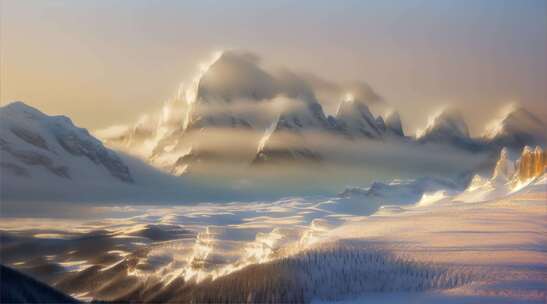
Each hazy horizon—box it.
[1,0,546,136]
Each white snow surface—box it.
[1,169,545,303]
[0,101,132,183]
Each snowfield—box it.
[1,171,545,303]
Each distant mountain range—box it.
[1,52,544,183]
[96,51,545,174]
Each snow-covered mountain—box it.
[253,115,322,165]
[416,108,482,150]
[253,99,334,164]
[484,106,546,150]
[384,110,404,136]
[334,95,385,139]
[96,51,545,173]
[0,101,133,183]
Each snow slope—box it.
[0,102,250,204]
[0,101,133,183]
[324,177,546,303]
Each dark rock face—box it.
[335,100,383,139]
[385,111,404,137]
[185,113,253,131]
[253,147,322,165]
[252,108,327,165]
[0,265,78,304]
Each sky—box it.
[1,0,546,135]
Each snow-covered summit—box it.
[195,51,277,103]
[485,106,546,149]
[416,108,482,150]
[417,108,469,140]
[0,101,133,183]
[252,107,325,164]
[335,95,383,139]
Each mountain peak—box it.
[1,102,133,183]
[384,111,404,136]
[195,51,277,103]
[335,95,383,138]
[417,108,469,139]
[486,106,545,137]
[485,106,546,149]
[2,101,45,117]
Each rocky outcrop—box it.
[491,148,515,183]
[515,146,546,182]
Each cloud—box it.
[195,50,383,111]
[196,51,279,102]
[289,72,384,116]
[345,81,382,104]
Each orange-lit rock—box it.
[533,146,545,177]
[514,146,545,182]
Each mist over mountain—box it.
[483,106,547,149]
[0,102,263,204]
[97,51,545,176]
[2,51,544,204]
